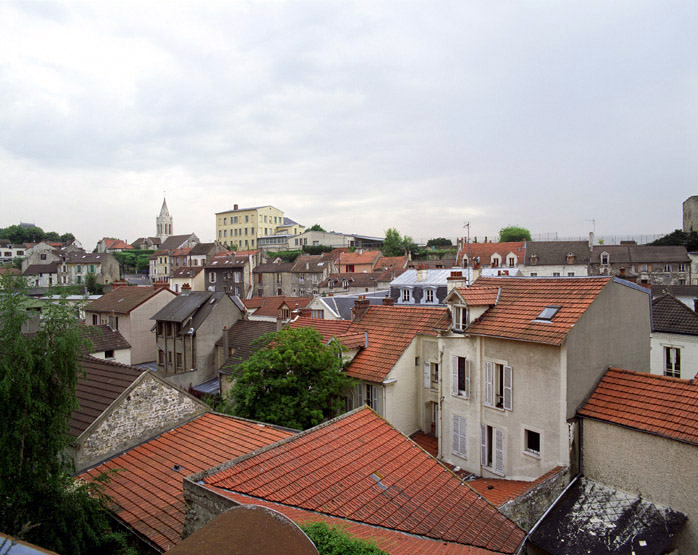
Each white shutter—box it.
[451,356,458,396]
[358,384,364,406]
[494,428,505,475]
[452,415,460,454]
[424,362,431,389]
[459,416,467,457]
[480,424,487,466]
[464,359,471,399]
[484,362,494,406]
[503,365,513,410]
[372,386,379,412]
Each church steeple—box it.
[156,197,173,241]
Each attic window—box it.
[536,306,561,321]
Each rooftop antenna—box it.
[586,219,596,235]
[464,221,471,281]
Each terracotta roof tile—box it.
[203,408,524,553]
[80,413,294,551]
[578,367,698,445]
[464,277,614,345]
[457,243,525,266]
[468,467,565,507]
[292,306,450,383]
[242,296,312,317]
[339,250,382,266]
[456,286,500,306]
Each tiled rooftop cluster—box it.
[579,367,698,445]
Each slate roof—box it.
[201,407,525,553]
[524,241,590,265]
[241,296,311,318]
[292,305,450,382]
[463,277,615,346]
[160,234,197,251]
[590,245,689,264]
[390,268,454,287]
[65,252,110,264]
[290,255,329,273]
[650,284,698,299]
[215,320,277,372]
[189,242,217,256]
[206,254,247,269]
[171,266,204,279]
[578,367,698,446]
[85,286,167,315]
[314,293,387,320]
[252,262,295,274]
[322,272,386,289]
[652,293,698,335]
[456,242,525,266]
[71,357,142,437]
[406,258,458,269]
[151,292,228,330]
[80,413,294,551]
[23,262,58,275]
[529,477,686,555]
[80,324,131,353]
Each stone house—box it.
[436,275,650,482]
[577,368,698,553]
[151,291,245,388]
[20,241,61,271]
[149,233,201,284]
[204,254,247,297]
[84,286,177,364]
[23,262,59,287]
[589,244,691,285]
[319,271,393,295]
[60,252,120,286]
[252,260,295,297]
[288,254,332,297]
[522,240,590,277]
[68,356,208,472]
[456,241,526,272]
[389,267,452,305]
[650,293,698,379]
[96,238,133,253]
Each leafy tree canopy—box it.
[302,244,334,255]
[382,228,417,257]
[498,225,532,242]
[0,224,77,245]
[308,224,326,232]
[426,237,452,248]
[300,521,387,555]
[649,229,698,251]
[226,327,354,430]
[111,250,155,274]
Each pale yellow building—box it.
[216,204,294,250]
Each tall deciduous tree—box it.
[498,226,532,242]
[382,228,417,256]
[227,327,354,430]
[0,275,132,554]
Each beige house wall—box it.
[382,340,421,436]
[170,271,206,293]
[582,418,697,553]
[89,348,131,365]
[566,281,651,419]
[130,289,177,364]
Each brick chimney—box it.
[382,297,395,306]
[234,204,239,210]
[352,295,370,321]
[447,271,468,293]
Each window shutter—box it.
[503,365,513,410]
[372,386,379,412]
[452,415,460,454]
[484,362,494,406]
[465,359,471,399]
[424,362,431,389]
[451,356,458,396]
[480,425,487,466]
[459,416,467,457]
[494,428,505,475]
[358,385,364,406]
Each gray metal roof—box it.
[150,291,221,326]
[191,377,220,395]
[389,268,455,287]
[318,291,388,320]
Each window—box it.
[105,350,114,359]
[168,351,172,364]
[40,254,47,260]
[424,288,435,304]
[234,272,241,283]
[536,305,560,321]
[158,351,164,364]
[508,257,515,267]
[529,272,537,277]
[529,254,538,265]
[679,263,687,272]
[311,309,324,319]
[92,314,98,325]
[299,273,305,283]
[600,252,609,265]
[281,307,290,319]
[400,288,412,303]
[481,425,504,475]
[566,253,575,264]
[567,272,575,277]
[346,264,355,272]
[679,279,686,285]
[363,384,378,410]
[76,275,82,284]
[491,257,499,268]
[176,353,182,368]
[245,215,249,223]
[552,272,561,277]
[114,317,119,331]
[431,362,439,388]
[524,429,541,456]
[452,356,470,398]
[210,272,216,283]
[665,347,681,378]
[641,263,648,272]
[452,415,467,458]
[342,280,349,291]
[452,305,468,332]
[76,265,82,274]
[664,263,671,272]
[484,362,512,410]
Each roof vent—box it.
[172,464,183,472]
[536,306,561,321]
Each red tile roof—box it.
[203,408,524,553]
[80,413,294,551]
[457,243,525,266]
[339,250,382,267]
[468,467,565,507]
[290,318,352,342]
[102,238,133,250]
[456,286,501,306]
[292,305,450,383]
[578,367,698,445]
[242,296,312,317]
[464,277,613,346]
[376,255,407,270]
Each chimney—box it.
[234,204,239,210]
[416,266,427,282]
[276,317,284,331]
[588,232,594,249]
[181,283,191,295]
[352,295,370,321]
[447,271,467,293]
[364,331,369,348]
[223,326,229,361]
[382,297,395,306]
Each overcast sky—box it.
[1,1,696,250]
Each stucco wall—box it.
[520,264,589,277]
[90,348,131,365]
[76,373,207,471]
[130,289,176,364]
[383,340,421,436]
[566,281,651,420]
[582,418,697,553]
[651,332,698,380]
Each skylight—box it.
[536,306,561,321]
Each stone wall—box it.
[76,373,208,471]
[498,467,570,531]
[182,475,240,538]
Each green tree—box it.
[300,522,387,555]
[382,228,417,257]
[426,237,452,248]
[85,272,104,295]
[649,229,698,251]
[498,225,531,242]
[308,224,326,232]
[60,232,76,244]
[0,274,132,554]
[226,327,354,430]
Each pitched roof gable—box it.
[578,367,698,445]
[80,324,131,353]
[456,242,525,266]
[80,413,294,551]
[338,250,382,266]
[652,293,698,335]
[241,296,311,317]
[200,408,524,553]
[464,277,614,345]
[85,286,169,315]
[452,286,501,306]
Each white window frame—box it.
[484,362,512,410]
[423,287,436,304]
[600,252,609,265]
[400,287,413,303]
[430,362,439,389]
[452,355,470,399]
[481,424,505,476]
[664,346,681,378]
[523,428,541,458]
[452,305,468,332]
[452,415,467,459]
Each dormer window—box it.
[536,306,561,321]
[491,255,500,268]
[508,256,516,267]
[424,288,436,304]
[600,252,609,266]
[452,305,468,332]
[400,288,412,303]
[529,254,538,265]
[566,253,575,264]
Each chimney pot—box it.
[382,297,395,306]
[234,204,239,210]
